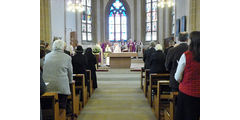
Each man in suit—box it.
[43,39,73,110]
[165,32,189,92]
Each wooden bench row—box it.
[140,69,178,120]
[41,70,95,120]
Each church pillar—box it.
[40,0,51,44]
[96,0,101,43]
[164,7,172,39]
[158,7,164,46]
[134,0,137,41]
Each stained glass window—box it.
[145,0,158,42]
[108,0,128,42]
[82,0,92,41]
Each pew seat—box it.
[140,67,145,89]
[164,92,178,120]
[73,74,88,107]
[41,92,66,120]
[148,73,170,107]
[154,80,171,120]
[143,69,150,97]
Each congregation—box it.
[40,30,200,120]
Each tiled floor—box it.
[77,69,156,120]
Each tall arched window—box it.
[82,0,92,41]
[108,0,128,42]
[145,0,158,42]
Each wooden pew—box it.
[73,74,88,108]
[86,70,94,97]
[41,92,66,120]
[143,69,150,97]
[155,80,171,120]
[140,67,145,89]
[148,73,170,107]
[67,81,80,119]
[164,92,178,120]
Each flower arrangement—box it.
[92,46,101,54]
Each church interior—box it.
[40,0,200,120]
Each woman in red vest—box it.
[174,31,200,120]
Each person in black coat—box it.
[72,46,88,75]
[164,40,175,55]
[165,32,189,92]
[72,45,88,96]
[149,44,167,74]
[143,42,156,69]
[85,48,98,89]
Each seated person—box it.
[43,40,73,110]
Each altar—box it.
[108,52,137,68]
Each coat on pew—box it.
[43,49,73,95]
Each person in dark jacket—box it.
[72,45,88,75]
[85,48,98,89]
[164,39,175,55]
[72,45,89,95]
[143,42,156,69]
[165,32,189,92]
[149,44,167,74]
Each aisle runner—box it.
[77,69,156,120]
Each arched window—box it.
[145,0,158,42]
[82,0,92,41]
[108,0,128,42]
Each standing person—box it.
[85,48,98,89]
[174,31,200,120]
[164,39,175,55]
[143,42,156,69]
[43,40,73,111]
[149,44,167,74]
[72,45,88,76]
[165,32,189,92]
[72,45,89,93]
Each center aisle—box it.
[77,69,157,120]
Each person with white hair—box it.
[149,44,167,74]
[43,39,73,112]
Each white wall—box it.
[50,0,77,49]
[65,1,76,45]
[50,0,65,42]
